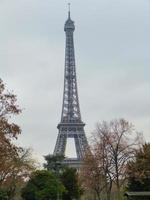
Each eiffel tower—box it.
[53,6,88,168]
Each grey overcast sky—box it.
[1,0,150,162]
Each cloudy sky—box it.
[1,0,150,162]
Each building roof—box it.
[124,192,150,196]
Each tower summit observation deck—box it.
[53,5,88,168]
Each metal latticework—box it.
[53,10,88,167]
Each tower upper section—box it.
[60,8,83,125]
[64,9,75,32]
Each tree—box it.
[61,167,83,200]
[44,155,83,200]
[44,154,65,176]
[21,170,65,200]
[0,79,22,199]
[0,188,8,200]
[80,141,112,200]
[0,148,37,200]
[127,143,150,192]
[4,148,37,200]
[0,78,21,184]
[0,79,21,140]
[80,143,112,200]
[0,79,36,199]
[81,119,142,200]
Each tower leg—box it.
[74,136,83,159]
[54,134,67,155]
[74,134,88,159]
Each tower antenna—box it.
[68,3,71,18]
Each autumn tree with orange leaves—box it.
[0,78,21,180]
[0,79,36,199]
[80,119,142,200]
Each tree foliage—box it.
[44,154,65,176]
[0,79,21,141]
[80,147,111,200]
[127,143,150,192]
[0,147,37,200]
[80,119,142,200]
[0,79,36,199]
[0,188,8,200]
[21,170,65,200]
[61,167,83,200]
[0,79,21,182]
[44,155,83,200]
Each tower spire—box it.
[68,3,71,19]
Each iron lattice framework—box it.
[53,10,88,166]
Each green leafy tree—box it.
[0,188,8,200]
[44,155,84,200]
[21,170,65,200]
[61,167,83,200]
[127,143,150,192]
[44,154,65,175]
